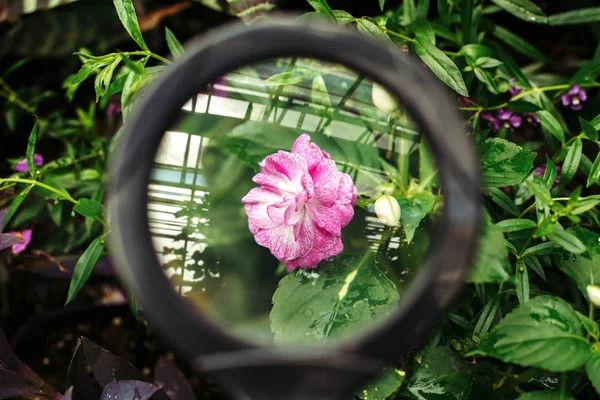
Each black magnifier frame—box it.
[109,15,481,399]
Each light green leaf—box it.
[526,175,552,206]
[65,236,105,304]
[356,367,405,400]
[479,138,536,187]
[307,0,336,20]
[549,8,600,26]
[407,347,475,400]
[496,218,536,233]
[560,138,582,189]
[379,0,385,12]
[557,227,600,299]
[548,223,586,254]
[74,198,104,218]
[587,150,600,188]
[333,10,355,24]
[586,351,600,395]
[469,216,510,283]
[491,0,547,24]
[580,118,599,141]
[356,19,392,43]
[165,27,184,59]
[94,56,122,101]
[396,191,436,244]
[413,37,469,96]
[270,252,399,345]
[113,0,149,50]
[264,69,313,87]
[515,258,529,303]
[311,75,334,119]
[2,185,34,230]
[403,0,417,25]
[470,295,590,371]
[576,311,599,341]
[536,110,565,142]
[26,117,39,178]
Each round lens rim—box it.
[108,16,481,363]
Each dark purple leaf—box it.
[0,233,22,252]
[154,357,196,400]
[0,325,44,387]
[81,337,147,387]
[66,339,101,400]
[0,369,42,400]
[100,381,161,400]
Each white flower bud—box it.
[372,83,398,114]
[587,285,600,307]
[374,195,401,227]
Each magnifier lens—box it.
[147,57,443,346]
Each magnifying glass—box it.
[108,16,480,400]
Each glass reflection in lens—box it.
[147,58,442,346]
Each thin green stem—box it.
[381,27,415,42]
[124,51,171,65]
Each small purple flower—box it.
[534,165,561,185]
[508,78,521,97]
[481,111,501,132]
[561,84,587,111]
[524,113,540,125]
[14,154,43,172]
[7,229,32,254]
[497,109,522,130]
[106,97,121,116]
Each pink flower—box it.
[14,154,43,172]
[242,134,357,272]
[7,229,32,254]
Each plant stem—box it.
[124,51,171,65]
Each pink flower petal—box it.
[254,217,313,261]
[307,200,341,236]
[33,154,43,166]
[242,188,285,231]
[258,151,307,186]
[312,159,340,206]
[291,134,330,172]
[14,160,28,172]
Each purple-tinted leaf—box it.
[66,339,101,400]
[0,233,22,252]
[100,381,161,400]
[81,337,147,387]
[0,209,7,232]
[0,325,44,387]
[63,386,74,400]
[154,357,196,400]
[0,369,42,400]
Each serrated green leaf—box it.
[470,295,590,371]
[74,198,104,218]
[270,252,399,345]
[496,219,537,233]
[165,27,184,59]
[113,0,148,50]
[2,185,33,230]
[396,191,436,244]
[580,118,599,141]
[536,110,564,142]
[491,0,547,24]
[469,216,510,283]
[413,37,469,96]
[587,151,600,188]
[26,117,39,178]
[549,7,600,26]
[65,236,105,304]
[548,223,586,254]
[479,138,536,187]
[560,138,582,189]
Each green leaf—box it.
[94,56,122,101]
[396,191,436,244]
[486,23,547,61]
[487,187,520,216]
[518,392,575,400]
[74,199,104,218]
[491,0,547,24]
[311,75,334,119]
[576,311,599,341]
[2,185,33,230]
[549,7,600,26]
[586,351,600,395]
[526,175,552,206]
[379,0,385,12]
[26,116,39,178]
[356,19,392,43]
[580,118,599,141]
[523,256,546,281]
[571,60,600,84]
[521,242,561,257]
[507,100,541,113]
[270,252,399,345]
[548,224,586,254]
[403,0,417,25]
[560,138,582,189]
[479,138,536,187]
[515,259,529,303]
[473,68,499,93]
[470,295,590,371]
[461,44,495,61]
[496,219,536,233]
[473,296,500,340]
[536,110,565,142]
[474,57,503,69]
[557,227,600,299]
[113,0,149,51]
[307,0,336,20]
[469,216,510,283]
[333,10,355,24]
[165,27,184,59]
[406,347,475,399]
[356,367,405,400]
[413,37,469,96]
[264,69,313,86]
[587,151,600,188]
[65,236,105,304]
[419,141,438,188]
